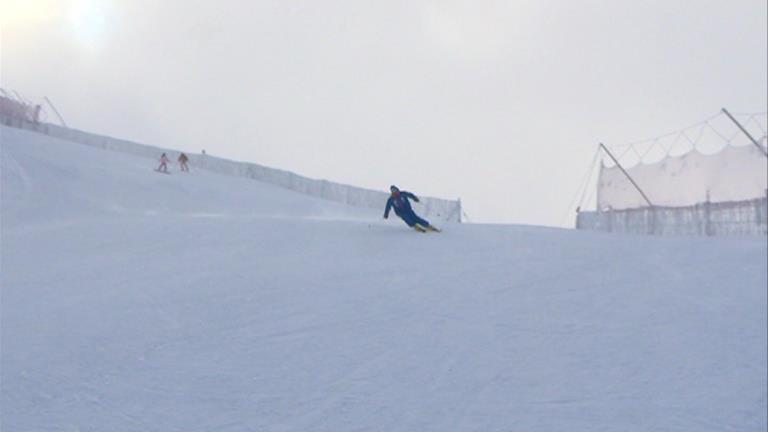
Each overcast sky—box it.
[2,0,766,225]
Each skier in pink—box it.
[157,153,170,173]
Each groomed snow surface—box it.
[2,126,766,431]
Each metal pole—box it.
[599,143,654,208]
[12,90,30,105]
[44,96,67,127]
[722,108,768,157]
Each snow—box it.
[2,125,767,431]
[3,118,462,221]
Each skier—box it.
[178,153,189,172]
[383,185,440,232]
[156,153,170,173]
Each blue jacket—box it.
[384,192,419,218]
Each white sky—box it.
[2,0,766,225]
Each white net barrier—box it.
[597,144,767,210]
[576,111,767,235]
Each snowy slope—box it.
[2,125,766,431]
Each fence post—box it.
[607,208,613,233]
[704,191,712,236]
[764,189,768,235]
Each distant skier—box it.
[384,185,440,232]
[178,153,189,172]
[156,153,170,173]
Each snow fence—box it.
[1,116,462,222]
[576,197,768,236]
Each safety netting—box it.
[598,144,767,210]
[575,110,768,235]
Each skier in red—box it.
[178,153,189,172]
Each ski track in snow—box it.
[1,126,766,431]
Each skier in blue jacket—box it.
[384,185,440,232]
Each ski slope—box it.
[2,125,766,431]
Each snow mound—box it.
[1,125,766,431]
